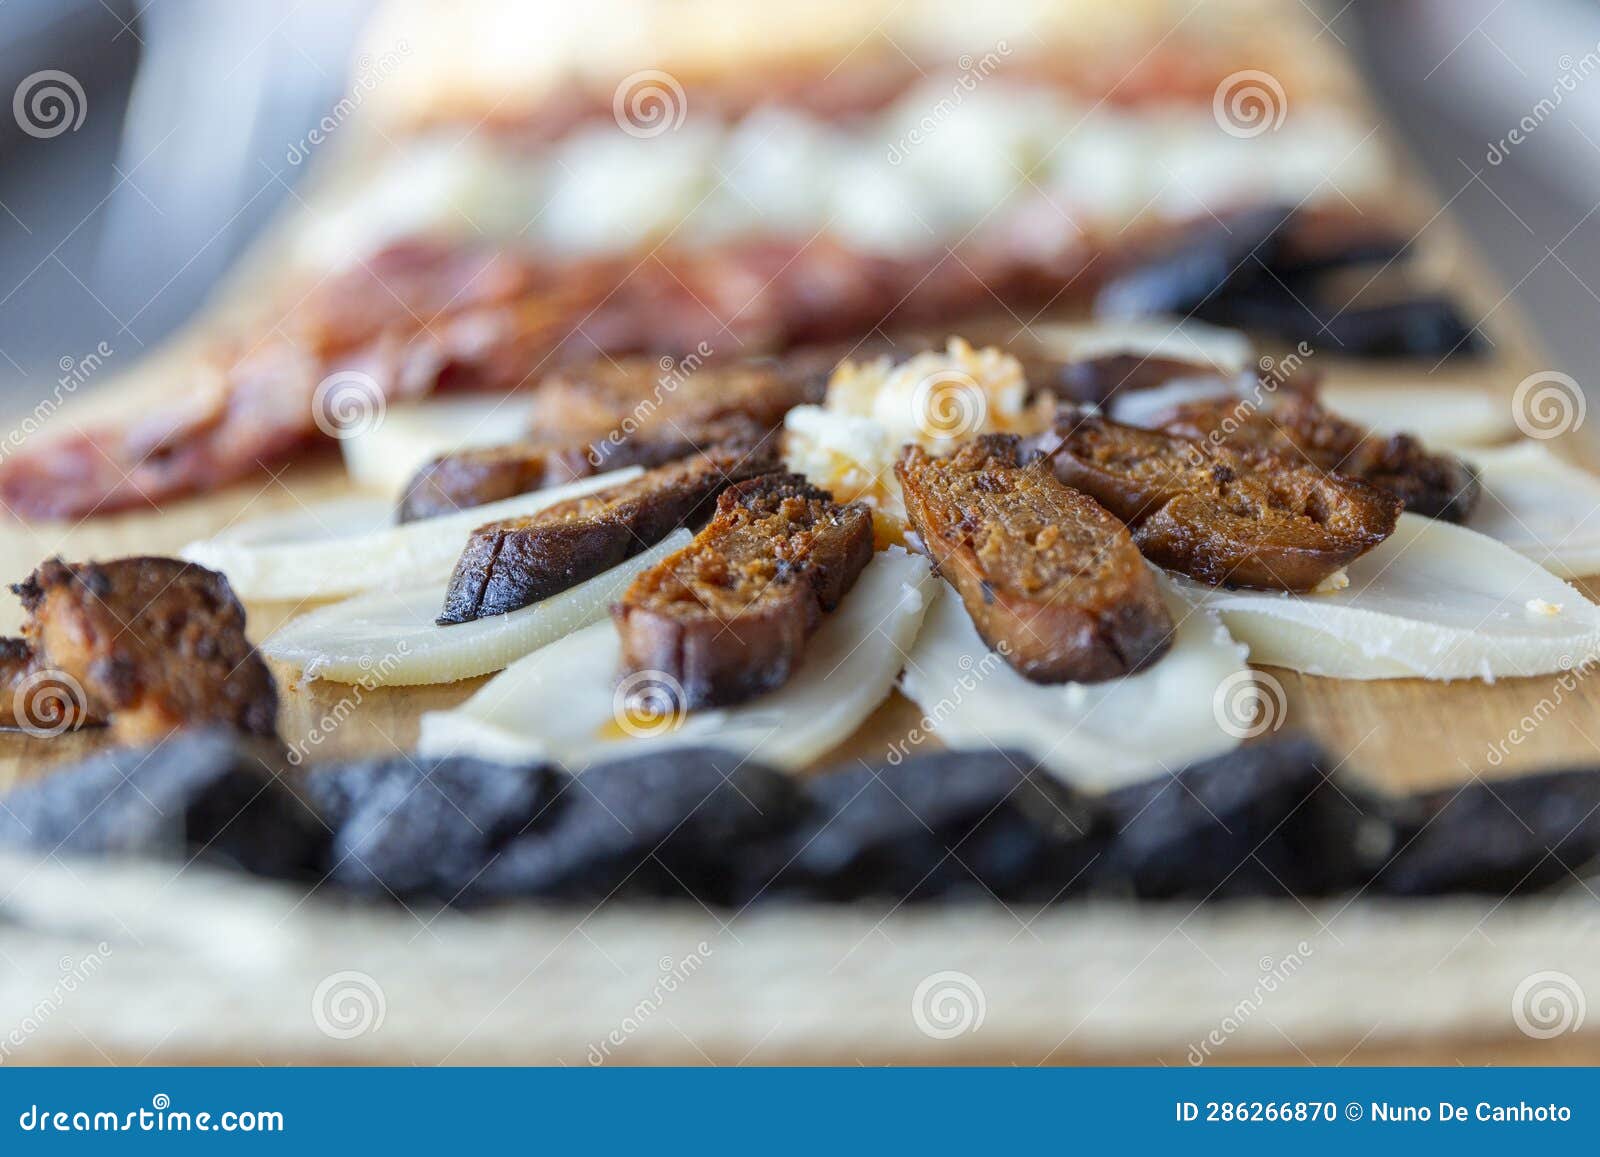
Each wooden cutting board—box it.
[3,34,1600,1064]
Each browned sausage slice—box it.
[398,415,773,522]
[897,435,1173,683]
[1036,412,1400,591]
[438,433,781,623]
[1158,394,1480,523]
[613,473,873,709]
[12,557,278,745]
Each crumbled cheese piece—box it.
[1310,569,1350,595]
[785,338,1041,523]
[824,337,1029,446]
[1526,598,1564,617]
[783,405,902,515]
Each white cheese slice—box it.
[1029,318,1253,376]
[1319,383,1517,448]
[1170,513,1600,681]
[417,548,935,770]
[206,496,393,546]
[183,467,642,601]
[1107,378,1516,457]
[261,529,691,686]
[340,395,526,497]
[1467,440,1600,578]
[897,579,1249,792]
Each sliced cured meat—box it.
[612,472,873,709]
[11,557,278,744]
[1036,412,1401,591]
[0,226,1100,521]
[438,435,779,623]
[896,435,1172,683]
[398,414,774,522]
[1158,394,1480,522]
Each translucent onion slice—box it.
[1468,440,1600,578]
[183,467,642,601]
[417,548,935,769]
[898,579,1248,792]
[261,529,692,686]
[340,395,523,495]
[1171,513,1600,681]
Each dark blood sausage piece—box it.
[896,435,1173,683]
[11,557,279,744]
[467,748,804,906]
[301,754,564,899]
[1159,395,1480,523]
[1036,412,1401,591]
[1264,205,1411,278]
[1098,203,1482,359]
[397,413,774,523]
[0,730,325,878]
[1195,289,1484,360]
[437,433,781,623]
[1371,769,1600,896]
[765,750,1103,903]
[1094,204,1294,319]
[613,473,873,709]
[1092,735,1397,899]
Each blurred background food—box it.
[0,0,1596,406]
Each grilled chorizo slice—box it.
[897,435,1173,683]
[613,473,873,709]
[1158,394,1480,522]
[1036,412,1400,591]
[12,557,278,744]
[439,432,780,623]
